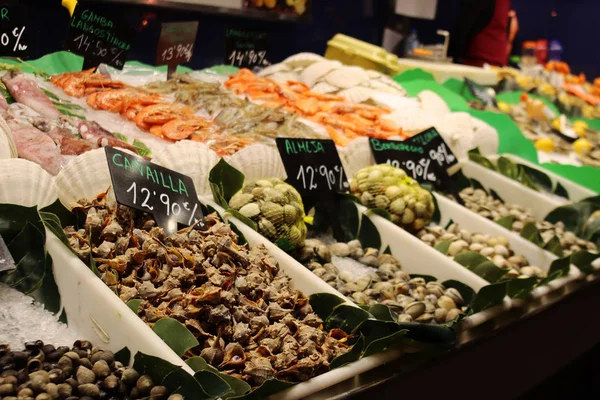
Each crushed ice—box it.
[331,255,377,278]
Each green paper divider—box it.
[538,163,600,194]
[400,79,471,112]
[393,68,434,83]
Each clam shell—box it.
[300,60,342,88]
[0,115,17,159]
[267,71,301,83]
[324,66,370,89]
[257,63,292,77]
[55,148,115,208]
[282,53,324,68]
[337,87,376,104]
[226,143,286,183]
[339,137,373,178]
[418,90,450,116]
[152,141,219,197]
[0,159,57,208]
[311,82,339,94]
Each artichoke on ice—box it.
[229,178,307,247]
[350,164,435,231]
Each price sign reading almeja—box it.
[276,138,349,196]
[105,147,204,235]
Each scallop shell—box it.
[337,87,376,104]
[338,137,373,178]
[268,71,301,83]
[152,141,219,197]
[226,143,287,183]
[55,148,115,209]
[282,53,324,68]
[311,82,339,94]
[300,60,342,87]
[471,116,499,156]
[387,108,439,135]
[0,115,17,159]
[367,79,403,94]
[418,90,451,116]
[0,159,57,208]
[324,66,370,89]
[257,63,292,77]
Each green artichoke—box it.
[351,164,435,232]
[229,178,307,248]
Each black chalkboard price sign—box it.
[156,21,198,79]
[370,128,458,186]
[66,4,136,70]
[105,147,204,235]
[0,5,29,58]
[224,27,270,69]
[275,138,349,196]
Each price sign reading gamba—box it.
[276,138,349,196]
[67,4,136,70]
[105,147,204,235]
[0,6,29,58]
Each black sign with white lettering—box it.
[0,234,16,272]
[0,5,29,58]
[225,27,270,69]
[67,4,136,70]
[105,147,204,235]
[275,138,349,198]
[156,21,198,67]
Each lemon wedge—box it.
[573,138,592,155]
[535,138,555,153]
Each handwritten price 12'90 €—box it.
[126,181,200,226]
[0,26,26,51]
[296,165,347,192]
[73,33,124,68]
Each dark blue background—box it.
[11,0,600,78]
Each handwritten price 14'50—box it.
[73,34,124,67]
[0,26,26,51]
[227,49,269,67]
[429,143,456,166]
[296,165,346,191]
[126,181,199,225]
[388,158,437,182]
[161,43,193,63]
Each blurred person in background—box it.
[450,0,519,67]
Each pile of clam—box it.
[299,239,466,324]
[64,195,348,386]
[0,340,174,400]
[417,223,545,279]
[459,188,597,256]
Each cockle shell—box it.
[0,158,57,208]
[152,141,220,197]
[226,144,286,183]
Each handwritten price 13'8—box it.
[72,34,124,67]
[161,43,193,63]
[126,181,199,225]
[0,26,26,51]
[227,49,269,67]
[296,165,346,192]
[429,143,456,166]
[388,159,437,182]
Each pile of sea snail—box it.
[64,195,348,387]
[0,340,178,400]
[417,223,546,279]
[298,239,467,324]
[459,188,598,256]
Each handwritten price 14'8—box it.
[388,159,437,182]
[126,181,199,225]
[227,49,269,67]
[0,26,26,51]
[161,43,193,63]
[73,34,124,67]
[296,165,347,192]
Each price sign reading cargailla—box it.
[276,138,349,196]
[0,6,29,58]
[105,147,204,235]
[156,21,198,66]
[66,4,136,70]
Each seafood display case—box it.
[1,2,600,397]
